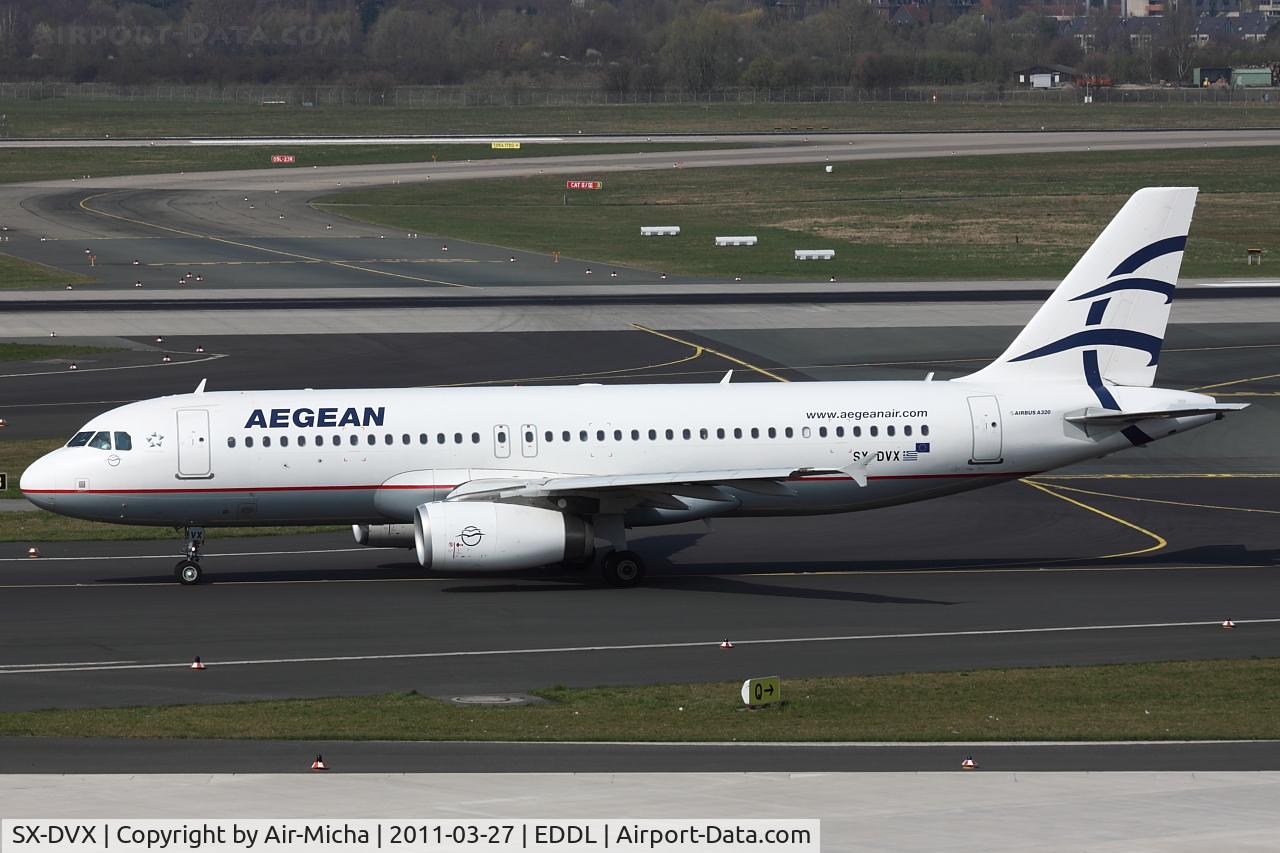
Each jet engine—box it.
[352,524,416,548]
[413,502,593,570]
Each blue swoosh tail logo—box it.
[1071,277,1175,305]
[1009,329,1164,366]
[1109,236,1186,277]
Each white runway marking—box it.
[0,660,137,670]
[0,352,226,379]
[0,546,373,564]
[3,618,1278,675]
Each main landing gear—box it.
[594,515,646,587]
[174,526,205,586]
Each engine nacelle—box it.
[352,524,416,548]
[414,502,593,571]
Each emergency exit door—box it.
[966,396,1003,464]
[176,409,212,478]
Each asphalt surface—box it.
[5,737,1280,773]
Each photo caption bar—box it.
[3,820,819,853]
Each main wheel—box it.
[601,550,645,587]
[174,560,202,586]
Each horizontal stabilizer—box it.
[1066,404,1248,426]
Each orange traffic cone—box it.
[719,639,733,650]
[311,754,328,771]
[26,546,39,558]
[190,656,206,671]
[961,756,977,770]
[1222,620,1235,629]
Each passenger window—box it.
[716,428,725,439]
[887,425,895,437]
[437,433,446,444]
[922,425,930,436]
[332,436,340,446]
[699,428,708,440]
[751,428,759,439]
[497,430,507,443]
[596,430,605,441]
[114,432,132,451]
[246,436,254,448]
[227,437,236,448]
[853,426,862,437]
[298,436,307,447]
[580,430,588,442]
[67,431,94,447]
[402,434,410,445]
[631,429,639,440]
[682,428,691,440]
[767,428,776,439]
[89,431,112,450]
[562,431,571,442]
[367,434,376,446]
[614,429,622,441]
[350,435,358,446]
[454,433,463,444]
[870,426,878,437]
[818,427,827,438]
[525,430,534,443]
[665,429,674,440]
[471,433,480,444]
[802,427,811,438]
[733,428,742,439]
[420,433,428,444]
[648,429,657,440]
[263,436,272,448]
[545,431,554,443]
[836,426,844,437]
[785,427,794,438]
[280,436,290,447]
[384,434,394,445]
[904,425,913,437]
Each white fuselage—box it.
[21,379,1217,528]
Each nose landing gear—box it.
[174,526,205,585]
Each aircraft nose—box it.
[20,452,59,510]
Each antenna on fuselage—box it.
[194,378,207,394]
[720,370,733,384]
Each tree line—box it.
[0,0,1276,90]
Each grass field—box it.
[318,146,1280,280]
[0,142,738,185]
[0,252,92,288]
[1,658,1275,741]
[0,510,342,541]
[2,97,1278,137]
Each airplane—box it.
[21,186,1245,586]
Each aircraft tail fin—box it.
[960,187,1198,400]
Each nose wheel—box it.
[174,560,202,585]
[174,526,206,585]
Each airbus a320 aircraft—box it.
[22,187,1244,586]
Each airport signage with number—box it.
[490,141,521,150]
[565,180,602,190]
[270,154,296,164]
[741,676,781,707]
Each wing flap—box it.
[448,467,850,502]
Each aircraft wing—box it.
[447,467,853,503]
[1066,404,1248,427]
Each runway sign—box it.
[566,180,603,190]
[0,473,6,491]
[741,675,781,707]
[270,154,296,164]
[491,141,521,150]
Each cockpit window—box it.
[88,431,113,450]
[67,431,93,447]
[114,432,132,451]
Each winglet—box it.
[840,459,868,487]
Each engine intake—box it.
[414,502,593,570]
